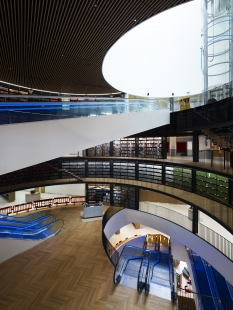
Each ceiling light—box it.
[93,4,98,8]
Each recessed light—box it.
[133,18,138,22]
[93,3,98,8]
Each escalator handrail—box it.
[29,219,64,239]
[0,211,45,221]
[23,219,63,234]
[0,214,54,226]
[168,240,177,300]
[113,244,144,284]
[0,215,55,230]
[137,249,150,291]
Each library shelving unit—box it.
[61,161,86,177]
[165,166,192,191]
[88,161,110,178]
[87,184,110,204]
[113,185,136,209]
[113,162,135,180]
[196,171,228,204]
[33,164,58,182]
[87,143,110,156]
[113,138,136,157]
[86,137,164,159]
[138,163,162,184]
[139,137,162,158]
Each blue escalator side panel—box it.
[192,254,216,309]
[211,266,233,302]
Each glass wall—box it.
[202,0,233,102]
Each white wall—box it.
[104,208,233,285]
[0,109,170,175]
[45,184,85,196]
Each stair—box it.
[43,162,83,181]
[203,129,230,150]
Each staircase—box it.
[203,129,230,150]
[43,162,83,181]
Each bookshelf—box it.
[165,166,192,191]
[87,143,110,156]
[87,184,110,204]
[113,162,135,180]
[61,161,85,177]
[138,163,162,184]
[113,185,136,208]
[196,171,228,204]
[113,138,136,157]
[88,161,110,177]
[139,137,162,158]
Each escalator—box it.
[114,236,176,300]
[137,236,176,300]
[0,210,49,222]
[114,244,145,285]
[0,211,63,240]
[0,214,55,229]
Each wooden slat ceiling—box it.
[0,0,191,94]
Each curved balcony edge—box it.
[102,207,233,286]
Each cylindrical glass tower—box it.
[202,0,233,103]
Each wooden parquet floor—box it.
[0,206,176,310]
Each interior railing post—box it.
[110,184,114,206]
[192,206,198,234]
[135,161,139,181]
[193,134,199,162]
[192,168,196,194]
[161,136,167,159]
[162,164,166,185]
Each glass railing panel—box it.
[198,223,233,261]
[0,98,170,125]
[140,203,233,261]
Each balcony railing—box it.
[0,96,170,125]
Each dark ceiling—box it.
[0,0,191,94]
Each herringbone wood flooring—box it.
[0,205,176,310]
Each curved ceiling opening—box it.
[103,0,202,98]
